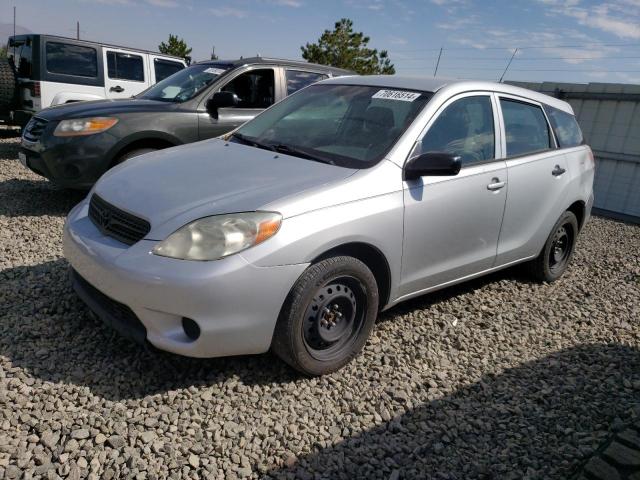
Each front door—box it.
[198,67,279,140]
[400,93,508,296]
[103,49,149,99]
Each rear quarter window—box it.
[46,42,98,78]
[544,105,584,148]
[154,59,184,82]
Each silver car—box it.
[63,76,595,375]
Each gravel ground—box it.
[1,131,639,480]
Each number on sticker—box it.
[372,89,421,102]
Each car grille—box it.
[22,116,48,142]
[88,194,151,246]
[71,269,147,344]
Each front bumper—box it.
[20,130,117,189]
[63,201,308,358]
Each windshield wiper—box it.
[269,144,335,165]
[230,132,277,152]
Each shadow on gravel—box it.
[266,344,640,480]
[0,178,85,217]
[0,259,298,401]
[0,128,21,139]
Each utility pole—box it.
[77,21,80,40]
[499,48,518,82]
[433,47,443,77]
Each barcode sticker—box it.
[204,67,226,75]
[372,89,421,102]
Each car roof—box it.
[320,75,575,114]
[9,34,186,61]
[195,57,353,75]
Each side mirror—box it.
[403,152,462,180]
[206,91,239,114]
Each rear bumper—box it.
[63,201,309,358]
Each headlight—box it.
[153,212,282,261]
[53,117,119,137]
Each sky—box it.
[3,0,640,84]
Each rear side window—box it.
[286,70,328,95]
[11,39,33,78]
[544,105,584,148]
[46,42,98,78]
[416,95,495,165]
[154,59,184,82]
[500,99,551,157]
[107,51,144,82]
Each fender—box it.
[105,130,185,165]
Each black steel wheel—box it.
[272,256,379,376]
[528,211,579,283]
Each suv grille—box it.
[88,194,151,246]
[22,116,48,143]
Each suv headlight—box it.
[53,117,119,137]
[153,212,282,261]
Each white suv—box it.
[2,34,186,126]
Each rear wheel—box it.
[272,256,379,376]
[0,58,17,109]
[528,211,579,282]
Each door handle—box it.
[110,86,124,93]
[487,178,505,191]
[552,165,566,176]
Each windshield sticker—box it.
[204,67,227,75]
[372,89,421,102]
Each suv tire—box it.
[115,147,158,165]
[0,58,16,109]
[272,256,379,376]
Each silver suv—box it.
[63,76,595,376]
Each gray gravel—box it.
[1,131,639,480]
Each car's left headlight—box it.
[53,117,119,137]
[152,212,282,261]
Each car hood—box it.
[36,98,173,121]
[93,139,357,239]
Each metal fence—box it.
[508,81,640,223]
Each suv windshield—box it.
[233,84,431,168]
[138,63,232,102]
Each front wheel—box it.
[272,256,379,376]
[528,211,579,283]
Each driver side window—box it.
[415,95,495,165]
[221,69,275,109]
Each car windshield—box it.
[138,63,232,102]
[232,84,431,168]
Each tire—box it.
[528,211,579,283]
[573,424,640,480]
[272,256,379,376]
[0,58,17,109]
[115,147,158,166]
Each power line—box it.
[392,42,640,53]
[398,55,640,62]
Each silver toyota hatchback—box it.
[64,76,595,375]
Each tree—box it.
[0,46,6,59]
[301,18,395,75]
[159,34,192,64]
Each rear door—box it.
[494,95,570,265]
[197,66,281,139]
[103,48,148,99]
